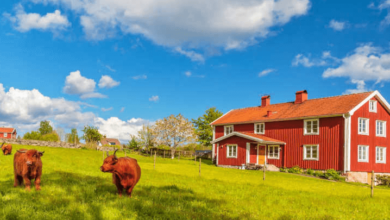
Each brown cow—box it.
[100,149,141,197]
[14,149,44,191]
[1,141,12,155]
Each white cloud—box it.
[5,4,70,33]
[95,117,151,143]
[120,107,125,112]
[292,51,339,67]
[344,80,368,94]
[98,75,120,88]
[29,0,310,60]
[323,44,390,82]
[369,1,390,27]
[329,20,346,31]
[63,70,106,99]
[101,107,113,112]
[185,71,192,77]
[258,69,276,77]
[149,96,159,102]
[132,75,147,80]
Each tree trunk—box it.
[171,148,176,159]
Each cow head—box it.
[100,149,118,172]
[17,150,44,166]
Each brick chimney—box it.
[295,90,308,104]
[261,95,270,107]
[267,111,273,117]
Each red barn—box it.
[211,90,390,183]
[0,128,17,139]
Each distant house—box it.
[0,127,17,139]
[99,138,121,146]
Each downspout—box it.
[343,114,351,173]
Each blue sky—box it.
[0,0,390,142]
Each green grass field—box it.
[0,145,390,220]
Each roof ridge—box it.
[230,91,374,112]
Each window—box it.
[3,133,7,137]
[268,145,280,159]
[358,145,369,162]
[358,118,369,135]
[304,119,319,135]
[254,123,265,134]
[369,100,377,113]
[224,125,234,136]
[303,145,319,160]
[110,142,116,145]
[226,144,237,158]
[376,147,386,164]
[376,120,387,137]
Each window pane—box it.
[270,147,274,157]
[306,147,311,158]
[233,146,237,156]
[363,147,366,160]
[312,147,317,159]
[307,121,312,133]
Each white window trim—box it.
[376,146,386,164]
[304,119,319,135]
[3,133,7,137]
[376,120,387,137]
[303,145,319,161]
[369,100,377,113]
[268,145,280,159]
[358,118,370,136]
[226,144,238,158]
[254,123,265,134]
[358,145,369,163]
[224,125,234,136]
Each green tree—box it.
[128,135,139,150]
[39,120,53,135]
[23,131,42,140]
[192,107,223,147]
[66,128,80,144]
[82,126,102,143]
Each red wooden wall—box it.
[215,117,344,170]
[217,136,247,166]
[350,97,390,172]
[0,132,14,139]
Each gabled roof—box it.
[0,128,16,133]
[100,138,121,146]
[211,91,377,126]
[211,132,285,145]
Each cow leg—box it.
[14,174,21,187]
[112,174,123,197]
[35,177,41,191]
[126,185,136,197]
[23,176,31,191]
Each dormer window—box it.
[369,100,377,113]
[224,125,234,136]
[254,123,265,134]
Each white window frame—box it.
[254,123,265,134]
[358,145,369,162]
[304,119,319,135]
[226,144,238,158]
[358,118,369,136]
[224,125,234,136]
[376,120,387,137]
[3,133,7,138]
[376,147,386,164]
[369,100,377,113]
[268,145,280,159]
[303,145,319,160]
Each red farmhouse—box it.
[211,90,390,183]
[0,127,17,139]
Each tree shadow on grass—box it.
[0,171,247,220]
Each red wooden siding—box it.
[215,117,344,170]
[0,132,15,139]
[351,97,390,172]
[249,144,257,163]
[267,145,284,167]
[217,136,247,166]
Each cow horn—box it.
[17,150,26,153]
[113,149,118,159]
[38,151,45,155]
[106,151,109,157]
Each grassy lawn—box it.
[1,145,390,220]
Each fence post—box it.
[150,149,152,157]
[179,151,181,160]
[263,160,266,181]
[154,151,156,170]
[371,170,374,198]
[164,150,165,158]
[124,149,127,157]
[199,158,201,177]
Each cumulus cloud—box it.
[98,75,120,88]
[28,0,310,59]
[369,0,390,27]
[344,80,368,94]
[149,96,159,102]
[258,69,276,77]
[132,75,147,80]
[292,51,339,67]
[63,70,106,99]
[5,4,70,33]
[329,20,347,31]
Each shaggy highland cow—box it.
[14,149,44,191]
[100,149,141,197]
[1,141,12,155]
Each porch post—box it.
[256,144,259,165]
[246,142,250,164]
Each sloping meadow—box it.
[0,145,390,219]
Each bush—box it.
[314,171,324,177]
[280,167,288,173]
[306,168,314,176]
[23,131,42,140]
[377,175,390,186]
[40,132,60,142]
[325,169,341,180]
[288,166,302,174]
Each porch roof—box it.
[211,132,285,145]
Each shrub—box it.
[314,171,324,178]
[306,168,314,176]
[324,169,341,180]
[23,131,42,140]
[280,167,288,173]
[377,175,390,186]
[40,132,60,142]
[288,166,302,174]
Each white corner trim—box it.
[343,114,351,172]
[216,143,219,165]
[210,109,234,125]
[212,126,215,160]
